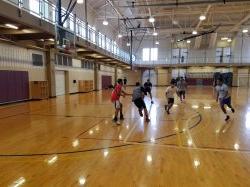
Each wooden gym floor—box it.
[0,86,250,187]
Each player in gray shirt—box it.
[132,82,150,122]
[177,77,187,102]
[215,77,235,121]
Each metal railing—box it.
[4,0,131,63]
[135,56,250,66]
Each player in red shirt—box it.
[111,79,130,122]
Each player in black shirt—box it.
[144,79,153,104]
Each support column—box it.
[248,67,250,87]
[166,68,173,85]
[94,62,98,91]
[46,48,56,97]
[232,67,238,87]
[114,66,118,84]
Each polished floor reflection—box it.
[0,86,250,186]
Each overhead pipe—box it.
[120,0,250,8]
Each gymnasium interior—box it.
[0,0,250,186]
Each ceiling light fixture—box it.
[153,32,158,36]
[103,20,108,26]
[227,38,232,42]
[192,30,198,35]
[221,37,228,41]
[77,0,83,4]
[199,15,206,21]
[149,17,155,23]
[103,0,108,26]
[118,33,122,38]
[5,23,18,30]
[155,41,159,45]
[126,42,131,47]
[187,40,191,44]
[242,29,248,33]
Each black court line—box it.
[0,111,202,157]
[76,113,201,143]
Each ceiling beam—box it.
[230,13,250,32]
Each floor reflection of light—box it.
[103,150,109,157]
[187,139,193,146]
[234,143,240,150]
[126,125,129,129]
[79,177,86,186]
[47,155,58,165]
[245,111,250,129]
[204,106,211,109]
[95,126,99,131]
[89,130,94,135]
[182,128,186,132]
[193,160,200,168]
[150,137,155,143]
[173,104,178,107]
[150,105,157,125]
[119,134,122,140]
[147,155,152,163]
[72,139,79,147]
[105,120,108,124]
[192,105,199,109]
[215,129,220,134]
[10,177,26,187]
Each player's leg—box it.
[141,99,150,122]
[134,99,143,117]
[167,98,174,114]
[113,101,120,122]
[183,91,186,100]
[149,90,154,104]
[226,97,235,113]
[219,99,229,121]
[120,102,124,120]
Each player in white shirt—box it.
[165,79,178,114]
[215,77,235,121]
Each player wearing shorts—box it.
[132,82,150,122]
[111,79,130,122]
[177,77,187,102]
[215,77,235,121]
[165,79,178,114]
[144,79,153,104]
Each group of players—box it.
[111,76,235,123]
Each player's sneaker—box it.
[225,115,230,121]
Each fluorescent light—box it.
[153,32,158,36]
[227,38,232,42]
[199,15,206,21]
[192,30,197,35]
[242,29,248,33]
[77,0,84,4]
[221,37,228,41]
[48,38,54,42]
[5,23,18,30]
[126,42,131,46]
[149,17,155,23]
[103,20,109,26]
[172,20,178,25]
[118,34,122,38]
[155,41,159,45]
[187,40,191,43]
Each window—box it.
[29,0,40,17]
[151,48,158,61]
[142,48,158,61]
[142,48,150,61]
[32,54,43,66]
